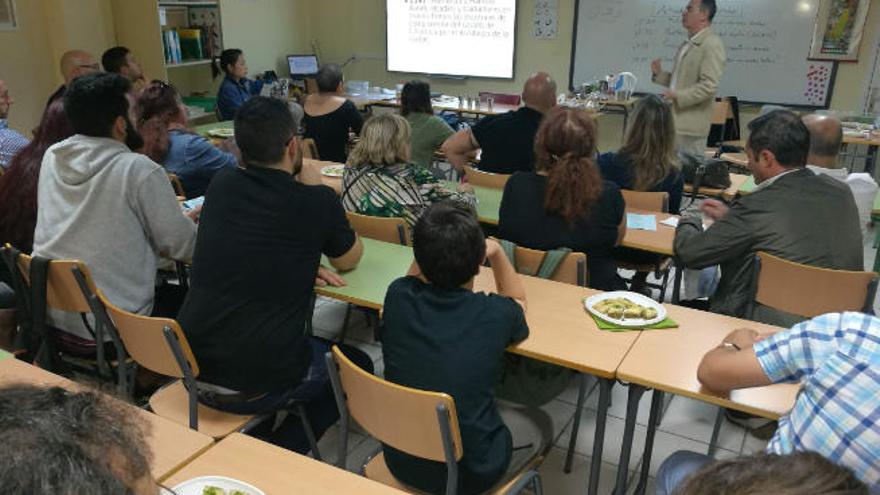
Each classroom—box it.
[0,0,879,494]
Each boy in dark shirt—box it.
[381,201,552,494]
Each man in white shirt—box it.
[651,0,726,156]
[803,113,878,240]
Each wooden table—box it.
[611,308,798,495]
[166,433,405,494]
[0,358,214,482]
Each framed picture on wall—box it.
[809,0,871,61]
[0,0,16,30]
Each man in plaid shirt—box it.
[657,312,880,494]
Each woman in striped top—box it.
[342,114,475,227]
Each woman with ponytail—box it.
[136,80,238,198]
[213,48,263,120]
[498,106,627,290]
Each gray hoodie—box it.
[33,135,197,340]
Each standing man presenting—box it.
[652,0,726,156]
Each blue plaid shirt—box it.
[755,312,880,492]
[0,119,29,169]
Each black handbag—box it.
[679,151,732,190]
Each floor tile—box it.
[741,431,770,455]
[556,406,648,468]
[539,399,578,445]
[345,437,382,473]
[313,423,367,467]
[538,446,632,495]
[582,381,669,425]
[638,428,738,478]
[556,373,598,406]
[657,397,746,453]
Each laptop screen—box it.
[288,55,319,78]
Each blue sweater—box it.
[217,76,263,121]
[164,129,238,198]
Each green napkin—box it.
[583,297,678,332]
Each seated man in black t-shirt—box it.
[441,72,557,175]
[381,201,553,494]
[177,96,372,454]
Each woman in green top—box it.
[401,80,455,178]
[342,113,474,227]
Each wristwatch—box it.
[720,341,741,351]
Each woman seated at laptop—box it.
[213,48,263,121]
[341,114,474,227]
[499,106,627,291]
[302,64,363,163]
[136,81,238,199]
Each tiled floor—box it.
[306,223,879,494]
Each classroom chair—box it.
[497,240,587,287]
[325,346,544,495]
[345,211,410,246]
[99,292,324,458]
[463,165,510,189]
[492,238,589,473]
[617,190,673,302]
[2,247,132,397]
[301,138,320,160]
[706,251,879,455]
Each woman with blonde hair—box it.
[598,95,683,294]
[341,114,474,227]
[598,94,683,213]
[499,106,627,290]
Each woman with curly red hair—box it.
[498,106,627,290]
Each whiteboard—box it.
[570,0,836,107]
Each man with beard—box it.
[32,72,198,344]
[177,97,368,454]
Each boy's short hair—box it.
[64,72,132,137]
[413,201,486,289]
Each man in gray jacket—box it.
[674,110,863,326]
[32,72,197,342]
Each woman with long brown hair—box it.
[136,80,238,198]
[598,94,683,213]
[498,106,626,290]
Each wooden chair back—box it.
[16,254,96,313]
[98,291,199,378]
[478,92,521,106]
[167,173,186,197]
[621,190,669,213]
[330,346,464,462]
[753,251,878,318]
[301,138,320,160]
[509,244,588,287]
[463,165,510,190]
[345,211,410,246]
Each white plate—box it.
[584,291,666,327]
[169,476,265,495]
[321,165,345,178]
[207,128,235,138]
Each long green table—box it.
[0,349,11,362]
[317,238,413,309]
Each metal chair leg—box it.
[296,402,322,461]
